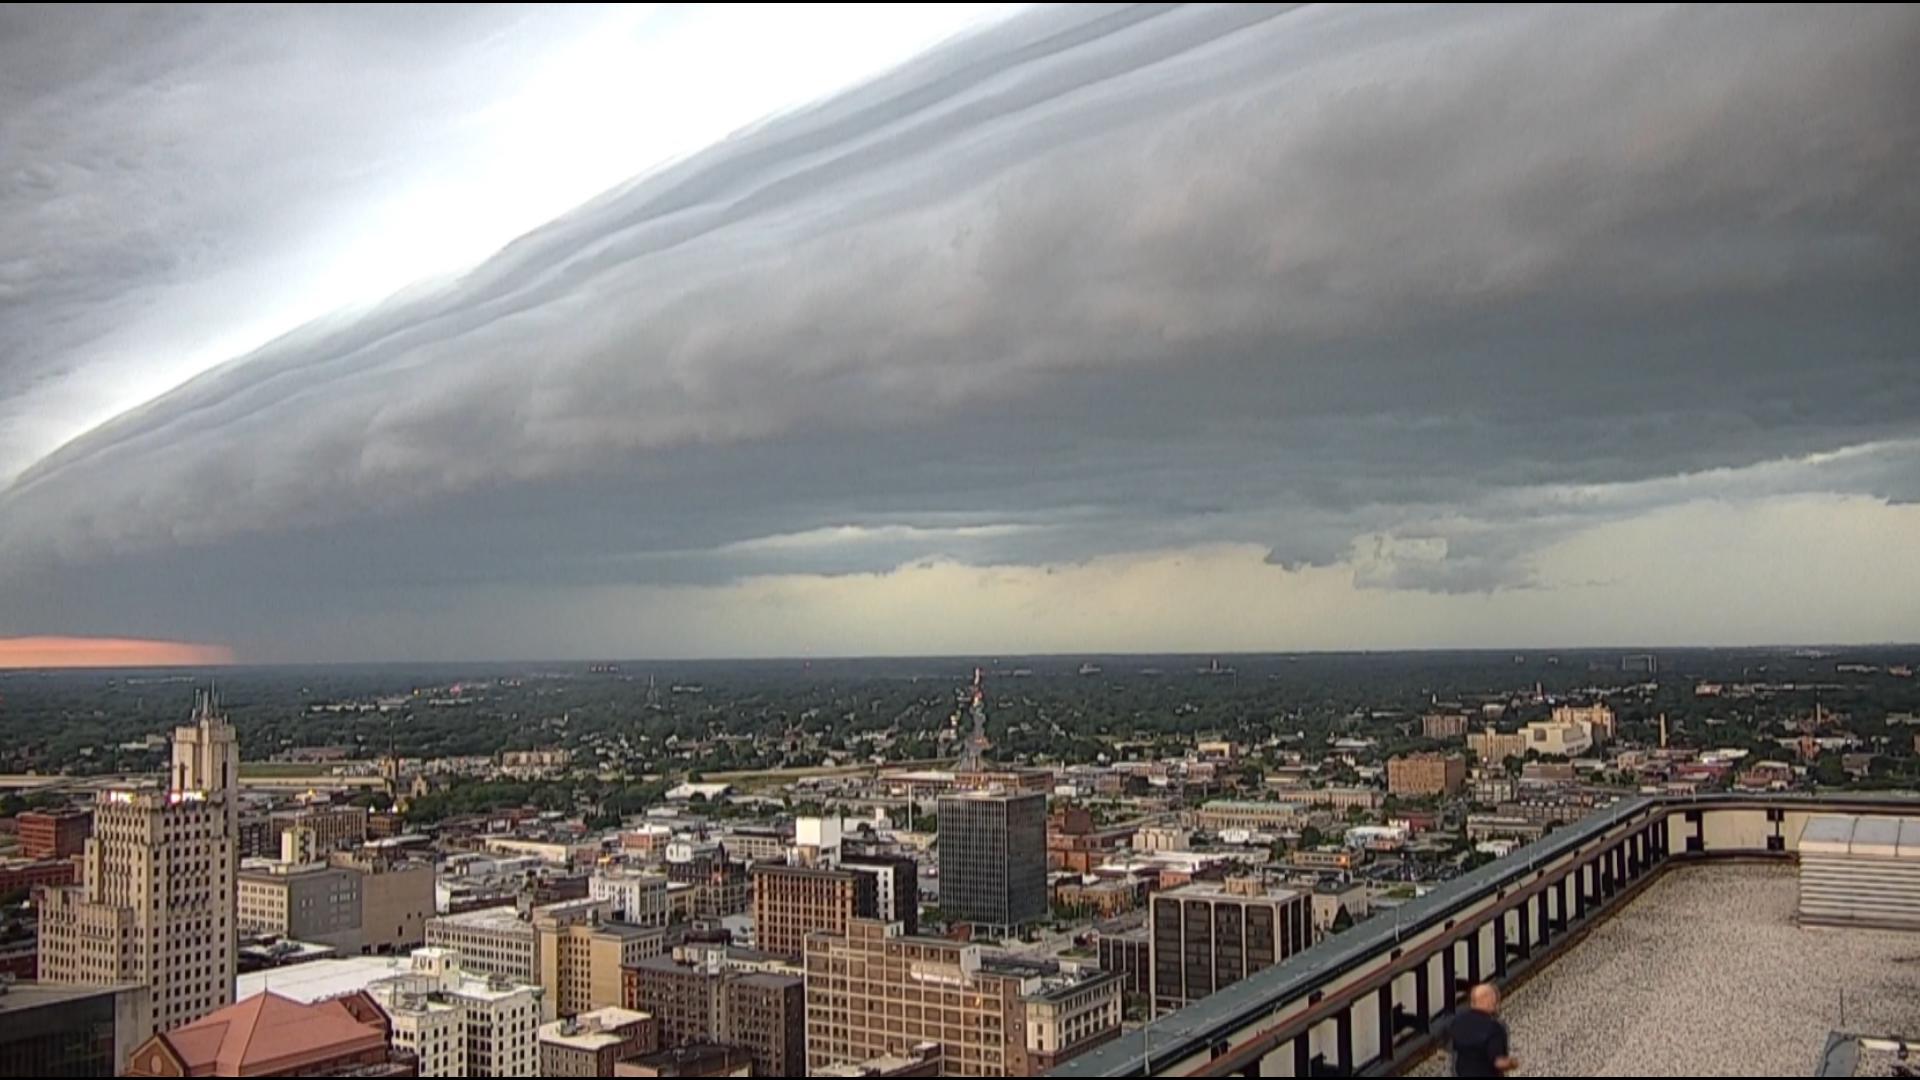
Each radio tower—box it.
[958,667,991,770]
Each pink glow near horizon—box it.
[0,636,236,669]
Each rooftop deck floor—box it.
[1414,864,1920,1077]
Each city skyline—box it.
[2,3,1916,663]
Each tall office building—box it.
[841,851,921,936]
[937,791,1047,934]
[751,863,875,959]
[38,694,240,1036]
[1148,880,1312,1014]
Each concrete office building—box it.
[369,948,545,1078]
[937,791,1047,934]
[334,851,437,955]
[842,851,920,935]
[239,829,367,952]
[1019,969,1123,1073]
[425,906,538,985]
[1149,880,1313,1014]
[592,868,671,928]
[538,900,668,1019]
[1468,728,1530,766]
[37,695,240,1036]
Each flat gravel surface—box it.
[1414,864,1920,1077]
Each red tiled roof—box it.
[161,991,388,1075]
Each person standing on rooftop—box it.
[1451,984,1519,1077]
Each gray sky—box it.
[1,3,1916,663]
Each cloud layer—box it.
[1,3,1916,659]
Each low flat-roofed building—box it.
[539,1006,659,1077]
[0,981,151,1076]
[811,1043,943,1077]
[1194,801,1304,833]
[426,905,537,984]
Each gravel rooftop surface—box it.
[1414,864,1920,1077]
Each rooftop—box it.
[160,992,391,1075]
[541,1007,653,1050]
[1412,865,1920,1076]
[431,904,531,933]
[1157,880,1301,903]
[1820,1034,1920,1077]
[0,981,140,1014]
[238,956,414,1004]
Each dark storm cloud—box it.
[0,2,618,476]
[0,2,1917,651]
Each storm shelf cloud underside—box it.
[0,2,1916,659]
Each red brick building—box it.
[0,857,77,898]
[17,810,91,861]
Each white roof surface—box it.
[1800,814,1920,859]
[237,956,414,1003]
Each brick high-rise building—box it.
[725,973,806,1077]
[622,953,805,1077]
[38,694,240,1036]
[937,791,1047,934]
[666,849,749,919]
[17,809,91,861]
[752,863,874,960]
[804,919,1119,1076]
[1387,753,1468,798]
[1149,880,1313,1014]
[1,857,76,899]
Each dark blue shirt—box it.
[1450,1010,1510,1077]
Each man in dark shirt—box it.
[1451,984,1519,1077]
